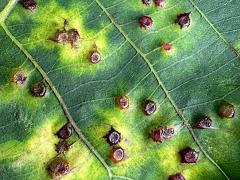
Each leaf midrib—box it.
[0,0,17,23]
[95,0,232,179]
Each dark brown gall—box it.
[13,71,27,85]
[169,173,185,180]
[50,20,80,48]
[53,30,69,45]
[110,147,125,163]
[68,28,80,47]
[143,100,156,115]
[55,140,73,154]
[142,0,152,5]
[48,158,70,179]
[104,127,121,146]
[194,116,212,129]
[180,147,199,163]
[161,43,172,52]
[89,51,101,64]
[20,0,36,11]
[139,16,153,30]
[154,0,165,7]
[218,103,235,118]
[31,82,46,97]
[176,13,191,28]
[116,95,129,109]
[149,127,174,143]
[56,123,73,139]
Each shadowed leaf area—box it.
[0,0,240,179]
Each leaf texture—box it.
[0,0,240,179]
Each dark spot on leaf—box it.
[110,147,125,163]
[49,20,80,48]
[68,28,80,48]
[56,123,73,139]
[48,158,70,179]
[169,173,185,180]
[55,140,73,154]
[149,126,174,143]
[218,103,235,118]
[51,30,69,45]
[161,43,172,52]
[89,51,101,64]
[104,127,121,146]
[64,19,69,28]
[180,147,199,163]
[139,16,153,30]
[194,116,212,129]
[13,71,27,85]
[142,0,152,5]
[176,13,191,29]
[154,0,165,7]
[143,100,156,115]
[116,95,129,109]
[31,82,46,97]
[20,0,36,11]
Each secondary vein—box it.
[188,0,240,58]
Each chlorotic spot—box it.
[20,0,36,11]
[142,0,152,5]
[89,51,101,64]
[116,95,129,109]
[149,126,174,143]
[143,100,156,115]
[31,82,47,97]
[179,147,199,163]
[194,116,212,129]
[169,173,185,180]
[55,123,73,139]
[139,16,153,30]
[218,103,235,118]
[110,147,125,163]
[104,127,121,146]
[176,13,191,29]
[55,140,73,154]
[154,0,165,7]
[47,158,70,179]
[13,71,27,85]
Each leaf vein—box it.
[0,22,113,179]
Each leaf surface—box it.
[0,0,240,179]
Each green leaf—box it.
[0,0,240,179]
